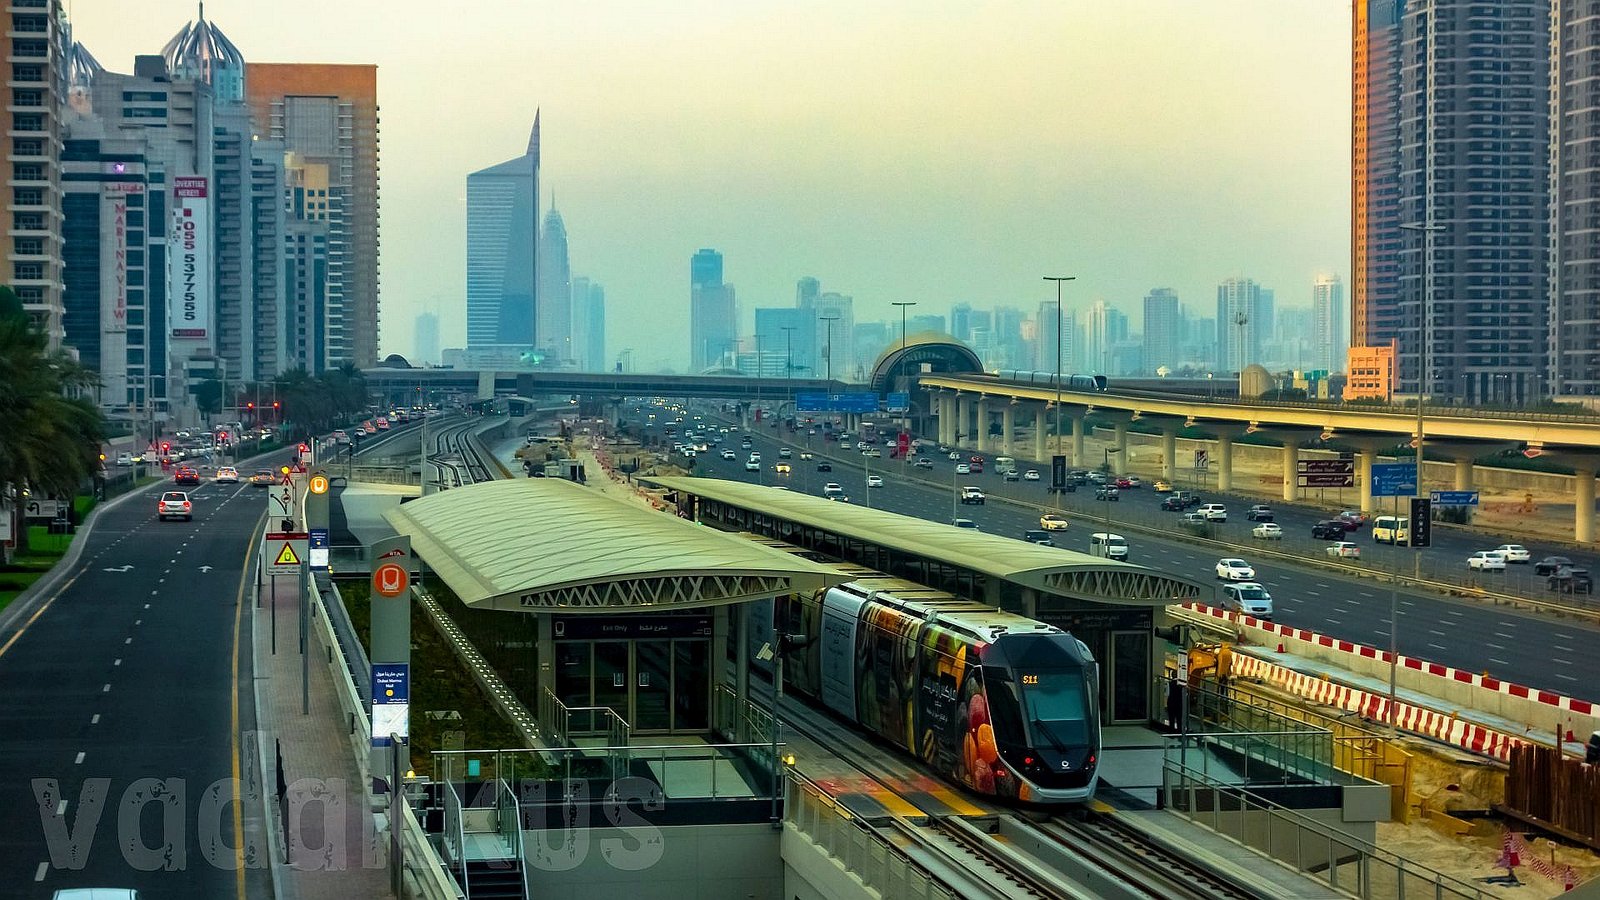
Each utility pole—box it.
[892,301,916,466]
[1044,276,1076,510]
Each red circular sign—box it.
[372,562,410,598]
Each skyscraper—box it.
[1142,289,1181,375]
[993,306,1025,370]
[581,280,605,372]
[1549,0,1600,399]
[1083,299,1115,374]
[1035,301,1075,374]
[1,0,69,345]
[1311,275,1346,374]
[754,307,817,378]
[537,203,571,362]
[1354,0,1550,403]
[246,62,381,368]
[795,276,819,310]
[689,249,734,371]
[950,303,974,342]
[466,118,538,350]
[415,311,440,366]
[1216,278,1260,373]
[815,291,854,382]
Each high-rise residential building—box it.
[1215,278,1261,373]
[689,248,734,371]
[1354,0,1549,403]
[537,203,571,362]
[579,280,605,372]
[906,313,946,337]
[250,137,288,378]
[795,275,819,310]
[754,306,817,378]
[1254,288,1275,356]
[1142,289,1180,375]
[1034,301,1076,374]
[852,320,889,380]
[1083,299,1115,374]
[993,306,1025,370]
[414,311,440,366]
[1311,274,1346,374]
[1549,0,1600,399]
[950,302,974,342]
[246,62,380,368]
[465,118,538,350]
[814,291,854,382]
[3,0,70,345]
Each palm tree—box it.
[0,287,105,551]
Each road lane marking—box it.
[34,861,48,881]
[1484,643,1503,650]
[1553,658,1572,666]
[230,512,265,897]
[1555,646,1574,653]
[1555,633,1574,640]
[1495,632,1514,639]
[1306,590,1322,597]
[142,603,149,609]
[0,569,84,661]
[1555,673,1577,681]
[1447,610,1463,617]
[124,637,131,645]
[1429,630,1446,637]
[1490,658,1509,666]
[113,659,121,666]
[74,752,85,764]
[90,714,99,725]
[1429,643,1447,650]
[1326,618,1342,625]
[101,683,110,693]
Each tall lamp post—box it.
[1391,220,1443,722]
[780,325,796,425]
[891,302,917,463]
[1043,276,1076,509]
[818,315,839,383]
[1102,446,1123,535]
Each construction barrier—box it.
[1180,603,1599,753]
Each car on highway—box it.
[774,462,792,474]
[1152,480,1172,493]
[1246,504,1274,522]
[115,452,133,467]
[215,466,239,484]
[1173,490,1202,508]
[951,518,978,530]
[1039,514,1070,532]
[1326,541,1362,559]
[1337,510,1368,530]
[1372,516,1409,544]
[1023,529,1054,546]
[914,457,933,469]
[960,486,986,505]
[248,469,274,488]
[721,449,736,460]
[1197,503,1227,522]
[333,429,349,443]
[1215,558,1256,581]
[1094,486,1120,501]
[779,448,792,458]
[1467,551,1507,572]
[827,494,851,503]
[816,462,832,472]
[1220,582,1274,619]
[866,475,884,488]
[173,466,201,486]
[823,482,844,496]
[1160,495,1186,511]
[1180,512,1209,527]
[1002,470,1020,482]
[157,491,192,522]
[1089,532,1128,560]
[1311,520,1347,540]
[948,450,961,460]
[1252,522,1283,540]
[1534,555,1575,576]
[1086,471,1108,485]
[1495,544,1531,564]
[1548,566,1593,594]
[1120,476,1142,489]
[956,463,971,475]
[968,458,984,473]
[857,441,869,450]
[745,459,760,472]
[800,451,814,460]
[1023,469,1040,481]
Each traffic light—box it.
[247,402,255,410]
[273,401,281,410]
[161,441,171,453]
[218,430,228,441]
[1409,497,1432,548]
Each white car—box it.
[1251,523,1283,540]
[779,448,792,458]
[1023,469,1041,481]
[215,466,239,484]
[1326,541,1362,559]
[1198,503,1228,522]
[1215,558,1256,581]
[1495,544,1531,564]
[956,463,972,475]
[1220,582,1274,619]
[1467,551,1507,572]
[951,518,978,529]
[721,449,736,460]
[948,450,961,460]
[115,452,133,466]
[744,460,760,472]
[157,491,192,522]
[866,475,884,488]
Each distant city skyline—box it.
[76,2,1352,375]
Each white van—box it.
[1372,515,1410,544]
[1089,532,1128,561]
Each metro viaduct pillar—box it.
[1545,451,1600,545]
[1001,402,1017,456]
[1033,403,1049,463]
[977,397,994,452]
[1071,413,1087,468]
[1196,423,1249,494]
[956,395,973,448]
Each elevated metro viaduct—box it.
[918,371,1600,543]
[649,476,1210,726]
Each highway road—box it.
[639,403,1599,704]
[0,468,275,896]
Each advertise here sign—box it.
[169,176,211,340]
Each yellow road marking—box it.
[0,571,81,660]
[231,512,266,897]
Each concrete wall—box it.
[524,823,782,899]
[781,824,877,900]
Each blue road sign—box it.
[1370,462,1418,497]
[796,392,879,413]
[885,392,911,413]
[1430,490,1479,507]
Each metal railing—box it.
[538,687,630,749]
[785,772,959,900]
[434,742,781,803]
[713,682,773,745]
[496,777,529,900]
[1162,759,1490,900]
[442,780,468,896]
[1166,675,1339,786]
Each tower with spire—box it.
[162,3,247,102]
[537,193,571,362]
[466,113,541,350]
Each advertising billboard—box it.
[169,176,210,340]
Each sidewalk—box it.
[252,570,393,898]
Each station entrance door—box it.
[552,614,712,735]
[1033,603,1155,724]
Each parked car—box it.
[1023,469,1041,481]
[1327,541,1362,559]
[1495,544,1531,564]
[1467,551,1507,572]
[1215,558,1256,581]
[1246,505,1274,522]
[1252,522,1283,540]
[1534,556,1575,576]
[1197,503,1227,522]
[1311,520,1347,540]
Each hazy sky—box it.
[81,1,1350,372]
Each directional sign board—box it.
[885,392,911,413]
[795,392,880,413]
[1194,449,1210,470]
[264,531,309,576]
[1370,462,1418,497]
[1430,490,1479,507]
[22,499,61,520]
[1297,458,1355,488]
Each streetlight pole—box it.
[818,315,839,383]
[1044,276,1076,509]
[781,326,796,427]
[891,302,917,466]
[1103,447,1122,535]
[1233,310,1249,395]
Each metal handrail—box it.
[442,780,469,896]
[433,743,779,803]
[495,778,529,900]
[1162,759,1489,900]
